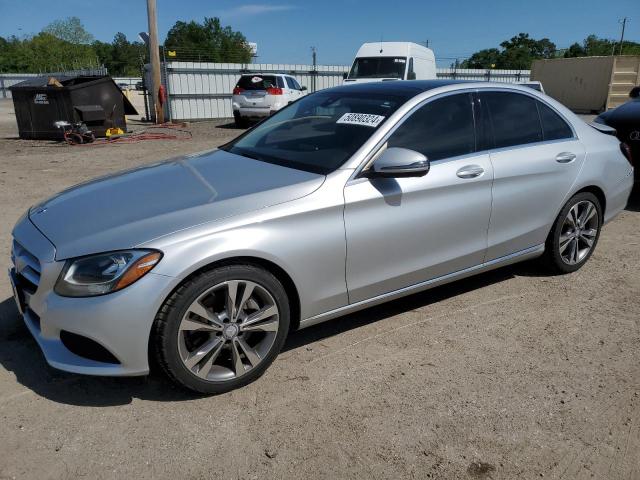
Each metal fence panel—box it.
[162,62,351,121]
[160,63,532,121]
[436,68,530,83]
[2,65,530,116]
[0,74,39,98]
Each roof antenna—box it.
[380,34,384,53]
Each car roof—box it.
[240,73,287,77]
[323,80,474,97]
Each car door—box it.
[344,92,494,303]
[478,91,586,261]
[290,77,305,98]
[285,77,302,102]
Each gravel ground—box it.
[0,99,638,480]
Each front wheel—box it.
[543,192,602,273]
[152,265,290,394]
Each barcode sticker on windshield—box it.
[336,113,385,128]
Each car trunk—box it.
[234,75,282,108]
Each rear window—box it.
[236,75,283,90]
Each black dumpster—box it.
[9,75,138,139]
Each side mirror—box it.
[407,71,416,80]
[343,72,348,80]
[366,147,430,178]
[630,86,640,98]
[300,86,307,91]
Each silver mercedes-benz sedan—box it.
[9,81,634,393]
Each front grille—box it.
[11,240,41,293]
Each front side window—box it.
[348,57,407,79]
[537,101,573,141]
[482,92,543,148]
[285,77,296,89]
[387,93,476,161]
[222,92,407,174]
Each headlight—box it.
[55,250,162,297]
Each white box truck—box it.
[344,42,436,84]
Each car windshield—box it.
[348,57,407,79]
[221,91,405,174]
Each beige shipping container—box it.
[531,55,640,113]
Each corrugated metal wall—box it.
[163,62,348,120]
[158,62,531,121]
[0,74,39,98]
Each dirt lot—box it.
[0,98,639,480]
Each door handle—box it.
[555,152,576,163]
[456,165,484,179]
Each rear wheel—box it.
[152,265,290,394]
[233,113,247,129]
[543,192,602,273]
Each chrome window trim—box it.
[347,85,579,181]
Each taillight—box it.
[267,87,283,95]
[233,87,244,95]
[620,142,634,167]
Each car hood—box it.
[28,149,324,260]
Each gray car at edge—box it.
[9,80,634,393]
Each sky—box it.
[0,0,638,66]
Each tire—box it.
[65,133,83,145]
[152,265,290,394]
[233,114,247,129]
[543,192,602,273]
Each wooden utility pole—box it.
[617,18,628,56]
[146,0,164,123]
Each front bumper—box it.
[10,218,178,376]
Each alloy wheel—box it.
[558,200,599,265]
[177,280,280,381]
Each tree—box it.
[498,33,556,69]
[43,16,94,44]
[461,48,501,69]
[462,33,557,69]
[563,42,586,58]
[564,35,640,57]
[164,17,252,62]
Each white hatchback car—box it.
[232,74,307,127]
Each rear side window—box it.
[537,101,573,140]
[291,77,302,90]
[236,75,282,90]
[285,77,296,89]
[482,92,542,148]
[387,93,476,161]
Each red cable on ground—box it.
[72,123,193,146]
